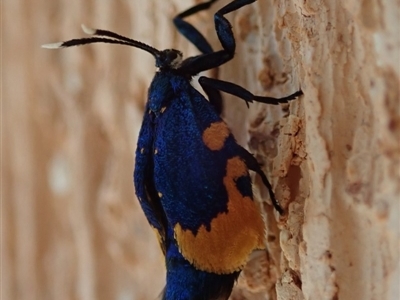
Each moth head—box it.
[156,49,183,69]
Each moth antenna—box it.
[42,33,160,59]
[81,24,96,35]
[80,24,161,57]
[41,42,64,49]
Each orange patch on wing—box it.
[202,121,230,150]
[174,156,265,274]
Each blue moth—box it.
[43,0,302,298]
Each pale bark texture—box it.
[3,0,399,300]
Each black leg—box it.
[199,76,303,106]
[173,0,219,54]
[238,148,285,215]
[174,0,225,113]
[201,80,224,114]
[178,0,257,75]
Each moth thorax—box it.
[156,49,183,69]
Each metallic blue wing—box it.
[134,110,167,250]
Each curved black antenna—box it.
[42,25,160,58]
[42,37,151,49]
[81,25,160,57]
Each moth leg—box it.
[199,77,223,115]
[173,0,219,54]
[199,76,303,107]
[178,0,257,75]
[238,148,285,215]
[174,0,225,113]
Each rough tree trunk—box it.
[3,0,399,299]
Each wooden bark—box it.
[3,0,399,299]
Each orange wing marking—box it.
[174,156,265,274]
[202,121,230,151]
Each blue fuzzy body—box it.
[134,70,257,299]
